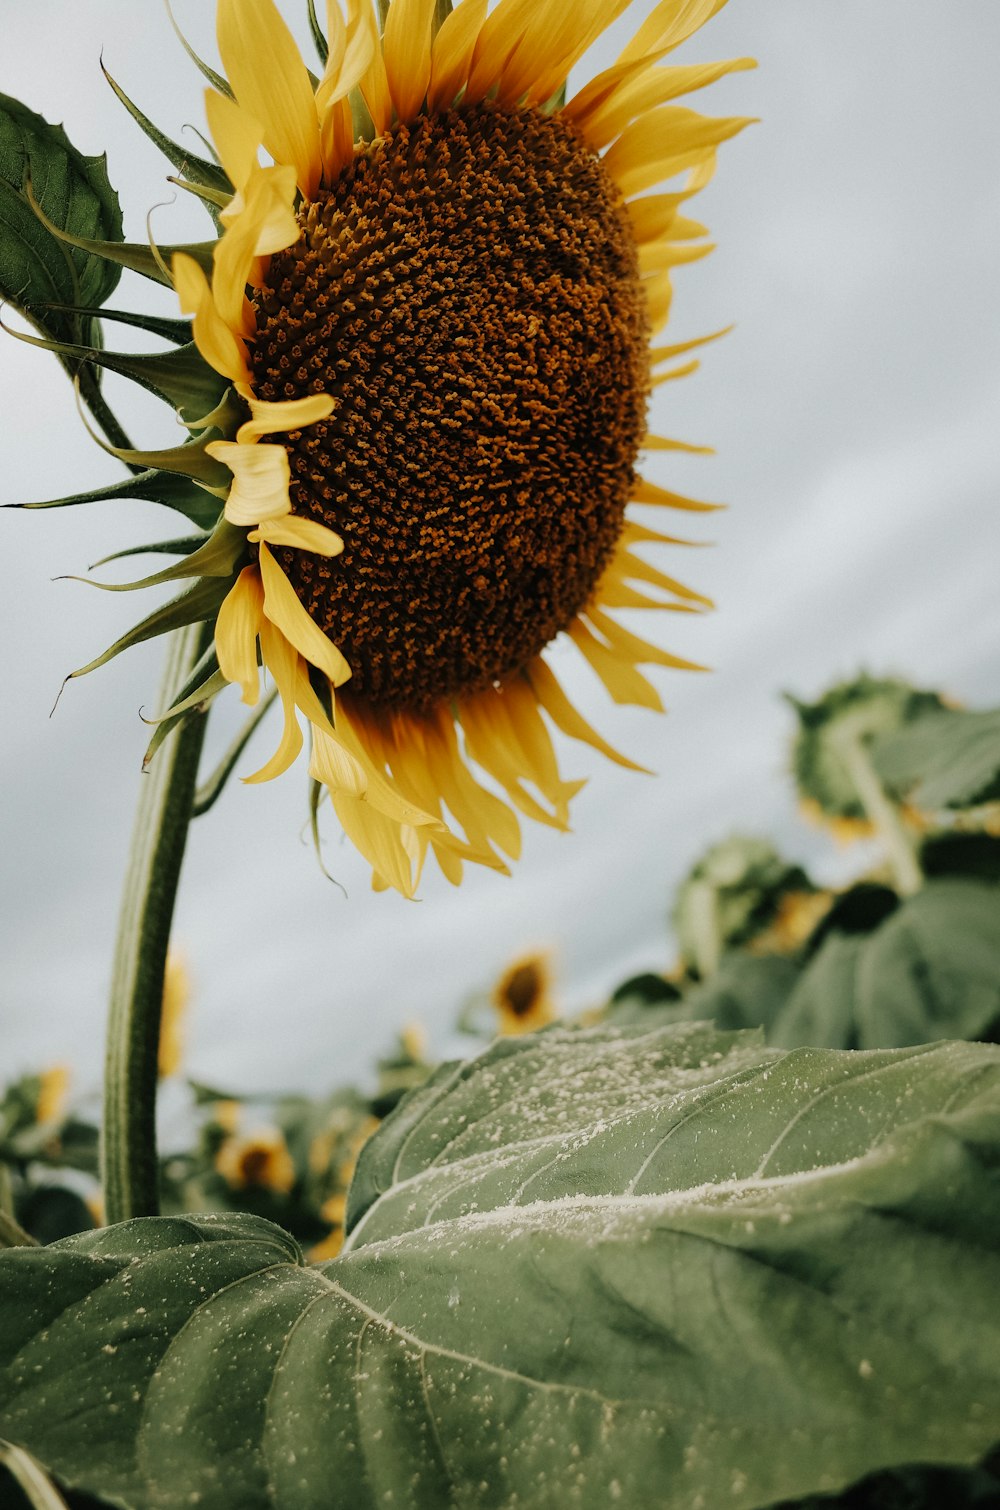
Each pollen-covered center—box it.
[251,102,649,713]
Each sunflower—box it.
[492,950,556,1035]
[39,0,752,897]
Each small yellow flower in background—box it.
[157,950,191,1079]
[35,1065,70,1126]
[32,0,752,898]
[215,1126,296,1193]
[399,1022,428,1063]
[212,1099,242,1136]
[493,952,557,1036]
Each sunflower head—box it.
[21,0,753,897]
[215,1126,297,1193]
[492,950,556,1035]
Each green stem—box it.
[102,623,211,1223]
[837,730,923,897]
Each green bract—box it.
[1,1022,998,1510]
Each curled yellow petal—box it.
[251,516,345,555]
[208,440,292,526]
[258,543,353,687]
[237,394,335,443]
[216,565,265,705]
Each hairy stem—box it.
[102,623,211,1223]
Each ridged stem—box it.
[102,623,210,1223]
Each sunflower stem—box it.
[835,727,924,898]
[102,623,211,1223]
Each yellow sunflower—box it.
[492,950,557,1034]
[54,0,753,897]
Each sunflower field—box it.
[1,2,998,1507]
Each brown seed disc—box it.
[251,101,649,714]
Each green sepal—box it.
[25,181,214,288]
[167,175,231,214]
[42,301,192,345]
[306,0,329,65]
[101,63,231,230]
[91,432,230,491]
[143,672,230,770]
[165,0,234,101]
[91,534,212,569]
[7,468,222,530]
[67,576,230,682]
[67,519,244,595]
[2,322,226,424]
[183,386,246,438]
[142,642,227,768]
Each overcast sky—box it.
[1,1,998,1104]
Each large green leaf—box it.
[0,93,122,354]
[874,707,1000,811]
[771,878,1000,1049]
[1,1025,999,1509]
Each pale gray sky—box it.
[1,2,998,1098]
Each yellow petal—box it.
[217,0,322,197]
[631,476,722,512]
[359,15,393,135]
[215,565,265,705]
[258,543,353,687]
[616,546,714,607]
[525,659,647,772]
[643,430,714,456]
[603,107,752,197]
[318,0,377,174]
[383,0,437,121]
[207,440,292,526]
[465,0,535,104]
[618,0,730,67]
[251,516,345,555]
[579,57,755,150]
[204,88,263,194]
[333,792,419,897]
[244,617,304,782]
[648,326,732,365]
[238,394,336,443]
[585,606,708,672]
[569,620,663,710]
[212,166,299,336]
[171,252,250,385]
[428,0,488,112]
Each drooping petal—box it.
[332,792,420,898]
[585,605,708,672]
[631,475,723,512]
[603,106,752,198]
[207,440,292,526]
[569,619,664,710]
[244,617,305,782]
[171,252,250,384]
[579,57,755,150]
[525,658,648,772]
[211,165,299,337]
[215,565,265,705]
[258,543,353,687]
[217,0,322,196]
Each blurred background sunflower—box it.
[2,1,998,1095]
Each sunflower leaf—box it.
[7,468,222,530]
[770,878,1000,1049]
[0,1028,998,1509]
[873,705,1000,812]
[0,92,122,370]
